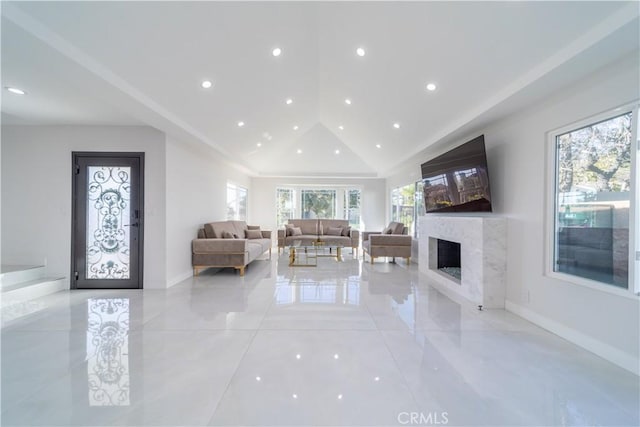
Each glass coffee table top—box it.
[288,241,343,266]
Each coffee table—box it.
[288,240,343,266]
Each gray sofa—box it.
[362,221,412,264]
[277,219,359,256]
[192,220,272,276]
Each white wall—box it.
[1,125,167,288]
[387,55,640,374]
[250,177,387,233]
[165,136,250,286]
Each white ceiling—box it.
[2,1,638,177]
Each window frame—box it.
[390,181,423,237]
[545,102,639,298]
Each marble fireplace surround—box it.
[419,215,507,308]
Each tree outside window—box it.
[276,188,294,228]
[301,189,336,219]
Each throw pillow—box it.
[232,233,240,239]
[326,227,342,236]
[341,226,351,236]
[382,226,392,234]
[222,231,234,239]
[245,229,263,239]
[247,225,261,230]
[291,227,302,236]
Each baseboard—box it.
[167,270,193,288]
[505,300,639,376]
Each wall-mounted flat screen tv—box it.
[421,135,492,213]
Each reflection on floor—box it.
[2,254,638,426]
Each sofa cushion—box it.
[289,219,318,235]
[389,222,405,234]
[247,225,261,230]
[245,229,263,239]
[230,220,249,237]
[285,223,295,236]
[291,227,302,236]
[382,226,393,234]
[341,226,351,236]
[326,226,342,236]
[321,235,351,246]
[320,219,349,231]
[222,231,234,239]
[205,221,237,239]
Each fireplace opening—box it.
[437,239,461,280]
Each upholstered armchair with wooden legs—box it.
[362,221,412,264]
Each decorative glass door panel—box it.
[72,153,144,289]
[86,166,131,279]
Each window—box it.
[552,110,635,290]
[344,189,361,228]
[227,183,247,221]
[276,187,361,227]
[300,189,336,219]
[391,183,417,236]
[276,188,294,228]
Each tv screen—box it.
[421,135,492,213]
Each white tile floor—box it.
[2,254,638,426]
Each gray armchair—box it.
[362,222,412,264]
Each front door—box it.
[71,152,144,289]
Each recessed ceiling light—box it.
[426,83,437,91]
[344,98,352,105]
[374,376,380,381]
[257,142,262,147]
[334,354,339,359]
[338,125,344,130]
[272,47,282,57]
[293,125,299,130]
[292,394,298,399]
[286,98,293,105]
[296,149,303,154]
[376,144,382,148]
[5,87,26,95]
[255,376,261,381]
[393,123,400,129]
[356,47,365,57]
[237,121,245,127]
[335,149,340,154]
[201,80,212,89]
[296,354,301,359]
[337,394,343,400]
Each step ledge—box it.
[2,277,66,293]
[0,265,44,274]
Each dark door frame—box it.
[71,152,145,289]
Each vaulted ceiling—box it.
[2,1,639,177]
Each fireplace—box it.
[419,215,507,308]
[437,239,461,280]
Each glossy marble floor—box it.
[2,255,639,427]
